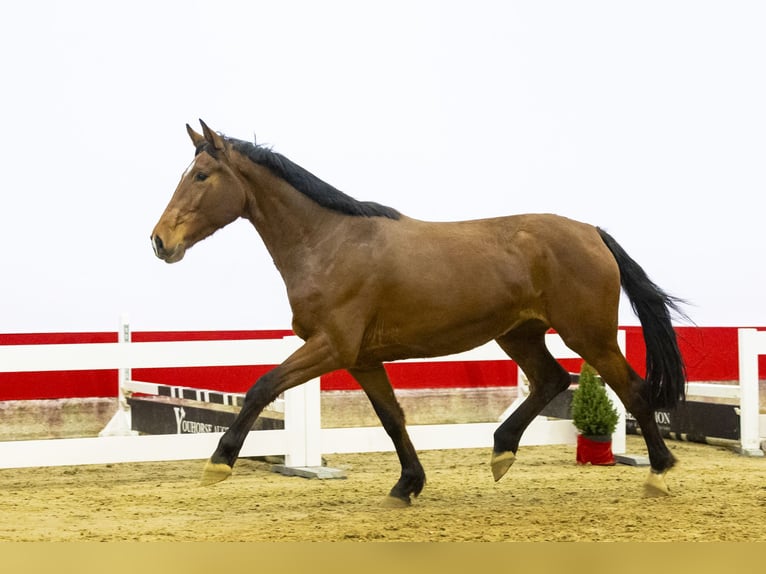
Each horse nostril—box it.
[152,235,164,255]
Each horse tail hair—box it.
[597,227,687,410]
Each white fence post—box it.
[737,328,764,456]
[98,313,136,437]
[283,378,322,467]
[605,329,627,454]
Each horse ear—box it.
[186,124,205,147]
[199,119,226,153]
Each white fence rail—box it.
[0,325,596,469]
[1,327,760,469]
[0,334,318,469]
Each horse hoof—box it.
[200,461,233,486]
[490,451,516,482]
[643,470,670,497]
[382,495,411,508]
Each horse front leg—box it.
[201,336,339,486]
[349,365,425,507]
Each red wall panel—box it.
[0,332,117,400]
[0,327,762,400]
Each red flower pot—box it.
[576,434,615,466]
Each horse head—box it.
[150,120,248,263]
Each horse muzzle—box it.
[151,234,186,263]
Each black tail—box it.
[597,228,687,409]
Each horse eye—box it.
[195,172,208,182]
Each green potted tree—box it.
[571,362,619,465]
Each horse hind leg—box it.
[576,345,676,496]
[491,330,572,481]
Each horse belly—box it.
[360,275,534,362]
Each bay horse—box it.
[151,120,687,504]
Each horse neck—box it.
[233,156,343,274]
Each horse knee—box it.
[244,373,280,409]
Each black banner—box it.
[625,400,740,443]
[128,397,283,435]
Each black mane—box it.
[202,136,400,220]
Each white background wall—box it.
[1,1,764,333]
